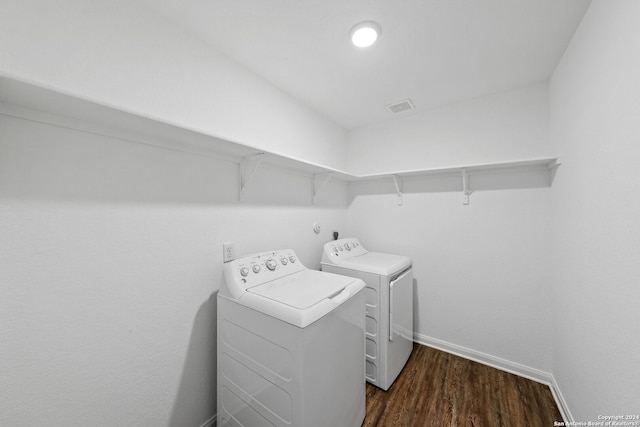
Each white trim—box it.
[413,333,572,423]
[198,415,216,427]
[413,332,551,384]
[549,375,573,424]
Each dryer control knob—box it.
[240,266,250,277]
[252,264,261,274]
[280,257,288,265]
[266,259,277,271]
[289,256,296,263]
[345,243,352,250]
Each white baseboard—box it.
[199,414,216,427]
[413,332,570,424]
[413,332,552,384]
[549,375,574,424]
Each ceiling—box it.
[136,0,592,130]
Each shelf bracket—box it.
[462,169,472,205]
[239,153,265,199]
[312,172,334,205]
[392,175,403,206]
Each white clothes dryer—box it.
[321,238,413,391]
[217,249,366,427]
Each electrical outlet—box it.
[223,242,235,263]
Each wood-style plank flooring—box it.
[363,344,562,427]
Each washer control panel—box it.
[223,249,305,297]
[322,237,368,263]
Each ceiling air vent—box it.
[386,99,415,114]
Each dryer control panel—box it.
[221,249,306,300]
[321,238,368,264]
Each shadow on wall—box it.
[168,292,218,427]
[0,114,347,208]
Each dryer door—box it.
[389,267,413,341]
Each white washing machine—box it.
[217,249,366,427]
[321,238,413,391]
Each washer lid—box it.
[335,252,412,276]
[234,269,365,328]
[248,269,353,309]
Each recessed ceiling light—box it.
[350,21,381,48]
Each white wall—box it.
[549,0,640,421]
[0,2,346,425]
[0,112,348,427]
[5,0,639,424]
[347,189,553,374]
[346,83,554,375]
[0,0,347,170]
[347,83,550,175]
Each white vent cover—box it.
[386,99,415,114]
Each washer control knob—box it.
[289,256,296,263]
[266,259,277,271]
[280,257,288,265]
[333,246,339,253]
[345,243,351,250]
[240,267,250,277]
[252,264,261,274]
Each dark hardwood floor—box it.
[363,344,562,427]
